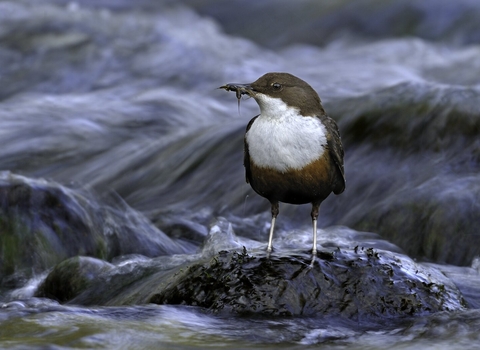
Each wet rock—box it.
[0,172,187,285]
[336,82,480,154]
[36,220,465,317]
[36,256,114,303]
[147,249,465,318]
[0,173,108,282]
[155,215,208,245]
[325,82,480,265]
[423,263,480,309]
[33,243,466,318]
[343,174,480,265]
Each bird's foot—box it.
[266,246,273,259]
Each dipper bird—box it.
[220,72,345,256]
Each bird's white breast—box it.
[246,95,327,172]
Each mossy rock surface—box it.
[0,175,108,283]
[34,249,466,319]
[36,256,114,303]
[0,172,186,287]
[148,249,466,318]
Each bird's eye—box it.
[272,83,282,90]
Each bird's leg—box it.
[267,201,279,255]
[310,202,320,265]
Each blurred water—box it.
[1,0,480,348]
[1,301,480,349]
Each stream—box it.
[1,0,480,349]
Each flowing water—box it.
[1,0,480,348]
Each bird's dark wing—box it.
[319,114,345,194]
[244,115,259,184]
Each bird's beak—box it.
[219,83,255,99]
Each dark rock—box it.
[325,82,480,265]
[147,249,466,318]
[335,82,480,153]
[155,215,208,244]
[0,172,187,286]
[0,173,108,283]
[343,173,480,265]
[36,256,114,303]
[34,246,466,320]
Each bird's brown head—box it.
[221,72,325,116]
